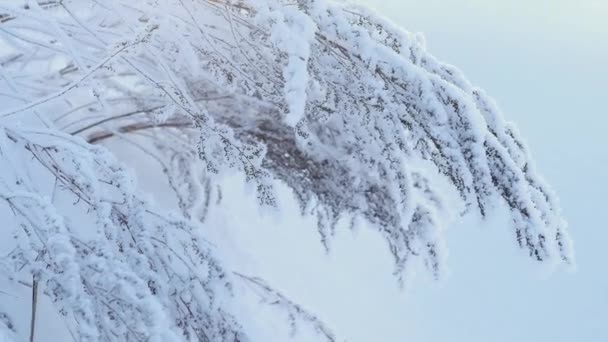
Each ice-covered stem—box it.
[234,272,337,342]
[0,0,572,283]
[0,126,246,341]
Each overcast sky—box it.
[355,1,608,341]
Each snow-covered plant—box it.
[0,0,573,340]
[0,126,245,341]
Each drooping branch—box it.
[0,0,572,278]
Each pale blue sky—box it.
[358,1,608,341]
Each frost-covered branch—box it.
[235,272,337,342]
[0,0,573,340]
[0,127,244,341]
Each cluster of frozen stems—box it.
[0,0,572,341]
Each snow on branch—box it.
[0,0,573,340]
[235,272,336,342]
[0,126,244,341]
[0,0,572,276]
